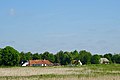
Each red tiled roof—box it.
[29,60,53,65]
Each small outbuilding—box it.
[99,58,109,64]
[72,60,82,66]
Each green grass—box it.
[0,64,119,80]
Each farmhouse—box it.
[99,58,109,64]
[22,60,53,66]
[29,60,53,66]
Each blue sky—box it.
[0,0,120,54]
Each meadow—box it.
[0,64,119,80]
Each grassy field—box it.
[0,64,120,80]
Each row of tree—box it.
[0,46,120,66]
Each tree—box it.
[54,54,59,63]
[71,50,79,60]
[104,53,113,63]
[64,51,72,65]
[19,51,27,64]
[42,52,55,62]
[0,48,2,65]
[112,54,120,64]
[32,53,41,60]
[99,55,104,58]
[42,51,50,60]
[55,50,66,65]
[48,53,55,62]
[0,46,20,66]
[91,54,100,64]
[0,48,2,51]
[78,50,92,64]
[25,52,32,60]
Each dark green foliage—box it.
[55,50,65,65]
[25,52,33,60]
[54,51,72,65]
[0,46,20,66]
[63,52,72,65]
[91,54,100,64]
[42,51,50,60]
[71,50,79,60]
[99,55,104,58]
[19,52,27,62]
[48,53,55,62]
[42,51,55,62]
[0,48,1,51]
[54,55,59,63]
[79,50,92,64]
[0,49,2,65]
[32,53,41,60]
[104,53,113,63]
[112,54,120,64]
[0,46,120,66]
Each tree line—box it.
[0,46,120,66]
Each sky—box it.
[0,0,120,54]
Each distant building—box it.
[99,58,109,64]
[53,63,61,66]
[72,60,82,65]
[22,62,29,66]
[22,60,53,66]
[29,60,53,66]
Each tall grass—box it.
[0,64,119,80]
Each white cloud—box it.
[0,41,15,45]
[10,8,16,16]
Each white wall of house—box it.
[100,58,109,64]
[22,62,29,66]
[78,60,82,65]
